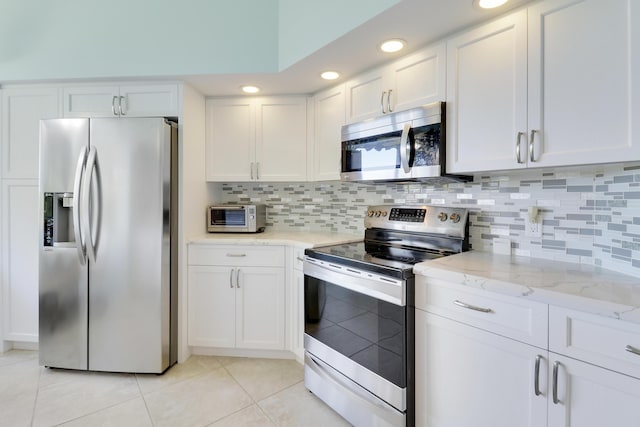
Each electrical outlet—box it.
[525,220,542,238]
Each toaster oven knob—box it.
[367,210,375,217]
[450,213,460,223]
[438,212,448,222]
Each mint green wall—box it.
[0,0,400,82]
[277,0,400,70]
[0,0,279,81]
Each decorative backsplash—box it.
[218,162,640,276]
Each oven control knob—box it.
[367,210,375,217]
[438,212,448,222]
[375,210,382,217]
[381,210,387,217]
[450,213,461,223]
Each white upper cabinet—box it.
[1,87,61,179]
[63,83,179,118]
[345,42,446,123]
[312,84,345,181]
[447,0,640,173]
[527,0,639,168]
[446,11,528,173]
[205,96,308,182]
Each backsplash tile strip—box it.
[217,162,640,276]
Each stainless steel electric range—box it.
[303,204,469,427]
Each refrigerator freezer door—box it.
[87,118,171,373]
[39,118,90,370]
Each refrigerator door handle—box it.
[73,146,88,265]
[83,146,99,263]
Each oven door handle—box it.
[304,260,405,306]
[305,352,404,419]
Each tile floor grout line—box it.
[135,378,157,426]
[30,362,43,427]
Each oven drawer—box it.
[549,306,640,379]
[416,276,548,348]
[188,244,285,267]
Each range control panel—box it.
[364,205,468,238]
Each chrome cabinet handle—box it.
[226,253,246,257]
[229,268,234,288]
[111,96,118,116]
[626,345,640,356]
[236,269,241,288]
[256,162,260,180]
[552,361,560,404]
[119,96,126,115]
[296,256,305,262]
[250,162,254,180]
[529,129,537,162]
[381,91,387,114]
[453,300,493,313]
[534,355,543,396]
[516,132,525,164]
[387,89,393,112]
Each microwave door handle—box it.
[400,123,412,173]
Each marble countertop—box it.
[188,230,361,248]
[414,251,640,324]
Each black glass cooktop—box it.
[305,241,444,280]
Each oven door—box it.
[303,257,410,425]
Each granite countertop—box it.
[188,230,362,248]
[414,251,640,324]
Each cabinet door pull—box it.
[296,256,305,262]
[381,91,387,114]
[119,96,126,115]
[516,132,524,164]
[226,253,246,257]
[453,300,492,313]
[111,96,118,116]
[387,89,393,113]
[529,129,537,162]
[229,268,234,288]
[250,162,255,180]
[626,345,640,356]
[236,269,241,288]
[552,361,561,404]
[534,355,543,396]
[256,162,260,180]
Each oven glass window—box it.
[210,209,246,226]
[305,276,406,387]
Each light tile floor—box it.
[0,350,351,427]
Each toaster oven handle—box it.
[400,123,413,173]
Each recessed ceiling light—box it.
[241,85,260,94]
[320,71,340,80]
[379,39,406,53]
[474,0,509,9]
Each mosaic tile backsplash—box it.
[217,162,640,276]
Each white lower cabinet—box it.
[187,245,285,351]
[287,246,306,361]
[415,276,640,427]
[415,310,547,427]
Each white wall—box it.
[178,82,218,362]
[0,0,279,81]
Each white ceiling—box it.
[183,0,533,96]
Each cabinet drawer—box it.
[188,244,285,267]
[416,276,548,348]
[549,306,640,379]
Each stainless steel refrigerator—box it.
[38,117,178,373]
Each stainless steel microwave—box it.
[340,101,471,183]
[207,204,266,233]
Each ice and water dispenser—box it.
[43,192,76,247]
